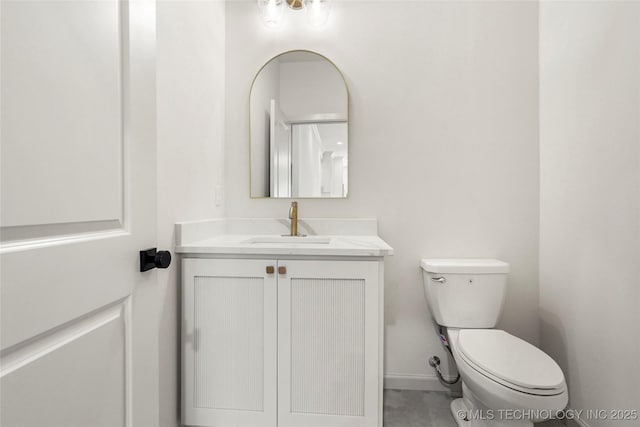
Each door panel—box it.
[1,0,123,230]
[0,1,158,426]
[182,258,277,427]
[1,304,126,427]
[194,276,266,411]
[290,277,366,417]
[278,260,380,427]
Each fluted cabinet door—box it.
[277,260,381,427]
[182,258,277,427]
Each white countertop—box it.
[176,234,393,257]
[175,218,394,257]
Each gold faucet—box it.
[289,201,298,236]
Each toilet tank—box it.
[420,259,509,328]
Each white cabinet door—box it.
[1,1,159,426]
[277,260,381,427]
[182,258,277,427]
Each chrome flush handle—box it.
[431,276,447,284]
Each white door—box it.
[269,99,291,198]
[1,1,159,426]
[182,258,277,427]
[277,260,381,427]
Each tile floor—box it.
[383,390,566,427]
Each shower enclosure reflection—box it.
[272,120,347,198]
[250,50,348,198]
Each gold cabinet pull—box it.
[278,266,286,275]
[266,266,275,274]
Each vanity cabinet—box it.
[182,257,383,427]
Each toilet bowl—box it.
[420,259,568,427]
[448,328,567,427]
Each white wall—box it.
[539,3,640,425]
[156,2,226,426]
[225,1,540,387]
[279,59,347,120]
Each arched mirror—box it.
[250,50,348,198]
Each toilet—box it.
[420,259,568,427]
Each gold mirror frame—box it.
[248,49,350,199]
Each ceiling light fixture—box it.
[257,0,331,28]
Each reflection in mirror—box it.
[250,50,348,198]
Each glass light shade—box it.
[304,0,331,27]
[257,0,285,28]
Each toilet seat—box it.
[456,329,566,396]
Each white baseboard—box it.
[384,373,458,392]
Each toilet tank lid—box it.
[420,259,509,274]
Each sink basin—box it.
[245,236,331,244]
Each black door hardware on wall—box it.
[140,248,172,272]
